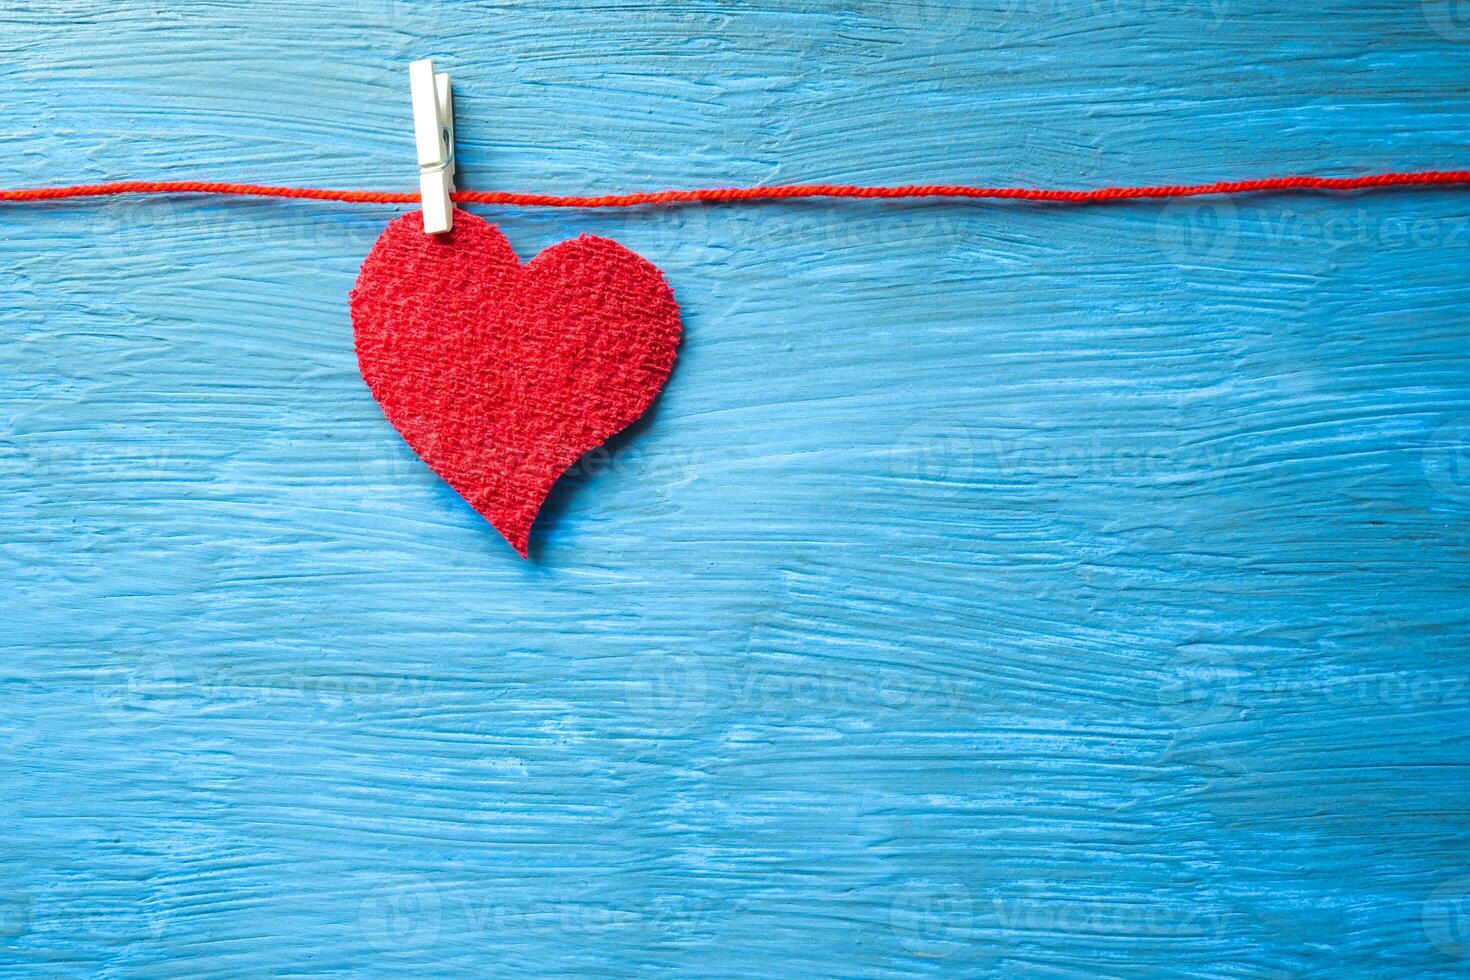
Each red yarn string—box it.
[0,171,1467,208]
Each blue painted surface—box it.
[3,1,1470,975]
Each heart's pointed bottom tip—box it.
[492,524,532,559]
[488,514,534,560]
[471,487,544,558]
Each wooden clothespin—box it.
[409,59,455,234]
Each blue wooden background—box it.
[3,1,1470,975]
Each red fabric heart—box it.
[350,210,681,556]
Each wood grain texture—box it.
[3,0,1470,975]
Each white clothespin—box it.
[409,59,455,233]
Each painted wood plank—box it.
[2,0,1469,975]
